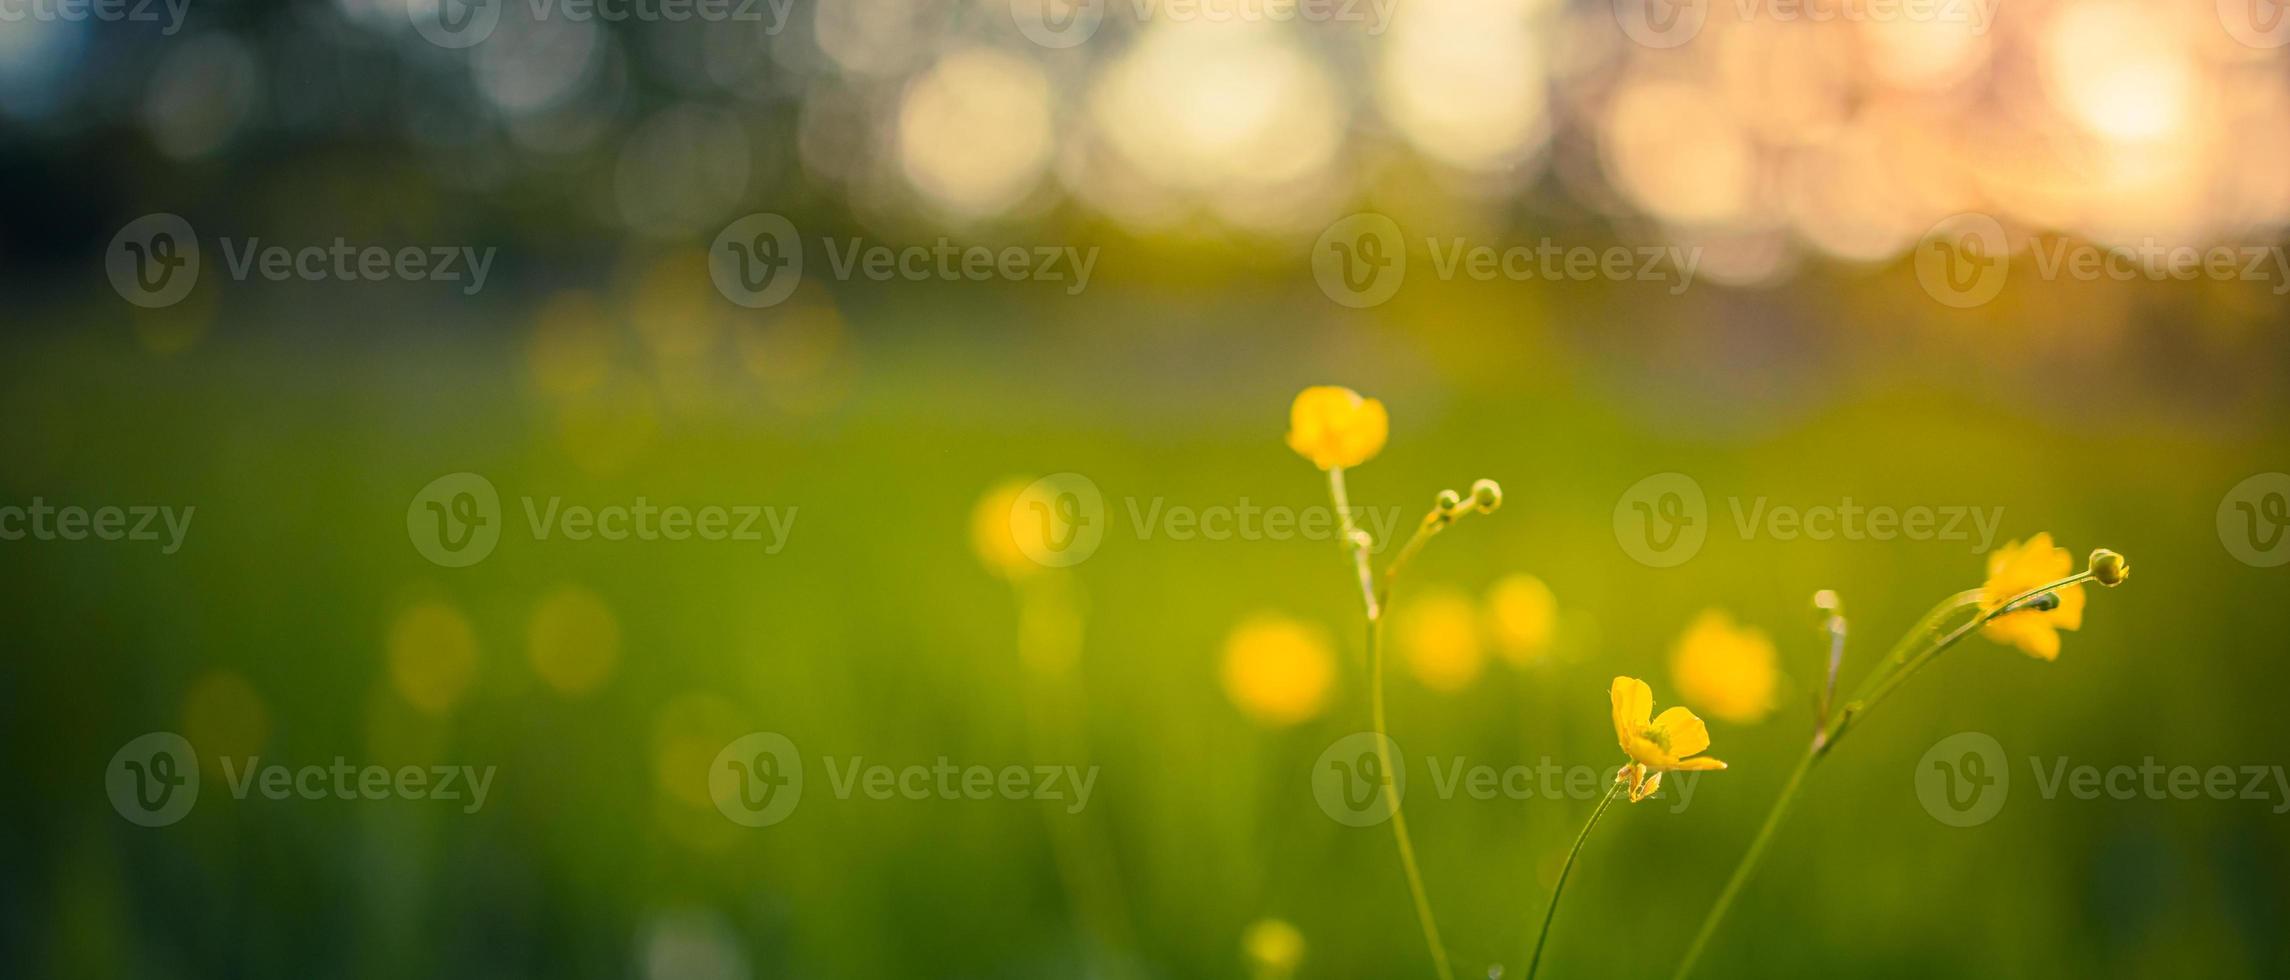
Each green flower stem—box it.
[1668,749,1812,980]
[1525,778,1624,980]
[1369,610,1454,980]
[1674,568,2102,980]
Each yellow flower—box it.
[1397,588,1485,692]
[1978,532,2085,660]
[970,479,1034,579]
[1668,610,1780,725]
[1222,615,1336,726]
[1285,386,1388,470]
[1242,917,1305,976]
[1486,573,1558,665]
[1611,676,1726,803]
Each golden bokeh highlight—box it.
[1668,609,1781,725]
[1484,573,1557,666]
[387,599,480,716]
[1397,588,1485,693]
[1220,614,1336,727]
[897,48,1054,220]
[527,585,621,698]
[1242,916,1306,977]
[970,479,1036,580]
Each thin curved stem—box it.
[1371,611,1454,980]
[1679,568,2099,980]
[1525,778,1624,980]
[1670,750,1813,980]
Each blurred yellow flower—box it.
[528,584,621,697]
[1485,573,1557,665]
[1284,386,1387,470]
[1222,615,1336,726]
[1669,610,1780,725]
[970,479,1035,579]
[1611,676,1726,803]
[1979,532,2086,660]
[1397,588,1484,692]
[387,599,479,716]
[1242,917,1305,977]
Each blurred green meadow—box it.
[4,265,2287,977]
[9,0,2290,975]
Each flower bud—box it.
[1469,479,1503,513]
[2089,549,2129,587]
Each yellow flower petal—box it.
[1651,705,1711,758]
[1285,386,1388,471]
[1611,675,1652,746]
[1669,756,1728,772]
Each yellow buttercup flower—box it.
[1222,614,1337,726]
[1486,573,1557,665]
[1669,610,1780,725]
[1397,588,1485,692]
[1611,676,1726,803]
[1979,532,2086,660]
[1285,386,1388,470]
